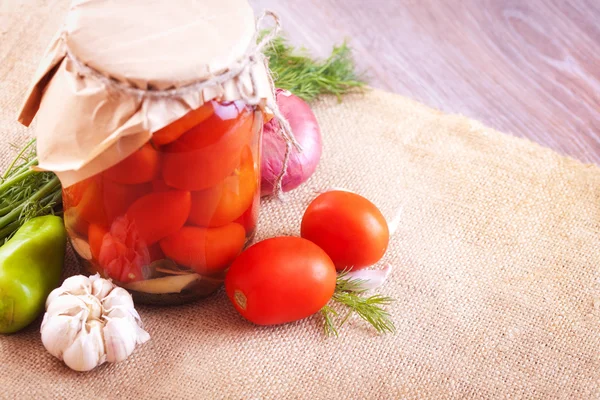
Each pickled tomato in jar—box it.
[64,101,263,304]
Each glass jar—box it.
[64,100,263,305]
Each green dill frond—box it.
[321,305,340,337]
[322,272,396,336]
[0,139,62,242]
[262,31,366,102]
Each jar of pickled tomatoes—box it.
[18,0,274,304]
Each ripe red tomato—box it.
[151,102,214,146]
[88,223,108,261]
[96,216,150,283]
[160,223,246,275]
[126,190,191,245]
[63,176,108,233]
[187,147,256,227]
[62,178,89,209]
[103,143,160,184]
[234,193,259,235]
[301,191,389,271]
[161,101,255,191]
[225,237,336,326]
[102,179,152,221]
[151,179,172,192]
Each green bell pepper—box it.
[0,215,66,334]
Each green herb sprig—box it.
[322,271,395,336]
[263,32,366,102]
[0,139,62,243]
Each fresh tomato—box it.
[301,191,389,271]
[126,190,191,245]
[151,102,214,146]
[159,223,245,275]
[161,101,255,191]
[103,143,161,185]
[102,179,152,221]
[188,147,256,227]
[225,237,336,326]
[97,216,150,283]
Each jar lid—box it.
[65,0,256,90]
[17,0,274,187]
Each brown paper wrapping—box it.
[17,0,272,188]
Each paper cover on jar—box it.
[17,0,273,187]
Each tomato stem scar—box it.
[234,290,247,310]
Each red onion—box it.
[261,89,322,196]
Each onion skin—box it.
[261,89,322,196]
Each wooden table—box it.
[250,0,600,165]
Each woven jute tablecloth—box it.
[1,2,600,399]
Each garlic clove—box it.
[40,311,84,359]
[78,294,104,320]
[102,287,135,311]
[344,263,392,291]
[61,275,93,292]
[62,320,106,372]
[46,294,88,317]
[105,305,138,321]
[103,318,139,363]
[135,325,151,345]
[105,306,150,345]
[46,275,92,307]
[91,274,114,299]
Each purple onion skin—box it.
[260,89,323,196]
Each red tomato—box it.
[148,243,165,262]
[234,193,259,235]
[225,237,336,326]
[161,102,254,191]
[88,224,108,261]
[103,143,160,184]
[159,223,245,275]
[102,179,152,221]
[126,190,191,245]
[151,102,214,146]
[66,176,108,229]
[188,147,256,227]
[151,179,172,192]
[63,208,89,238]
[97,216,150,283]
[301,191,389,271]
[63,178,88,209]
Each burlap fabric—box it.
[1,2,600,399]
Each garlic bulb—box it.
[41,274,150,372]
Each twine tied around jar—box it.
[62,10,301,200]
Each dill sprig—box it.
[0,139,62,242]
[263,32,366,102]
[322,271,395,336]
